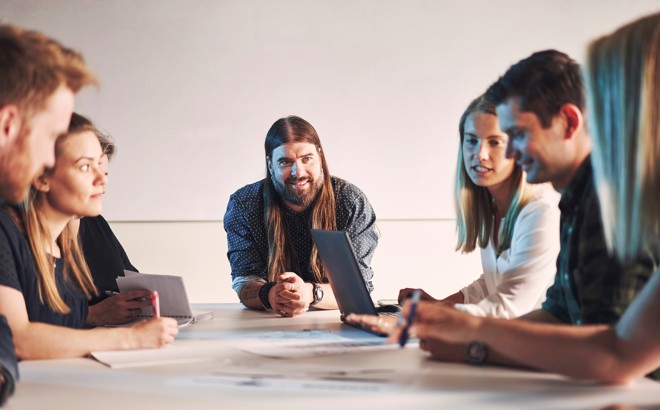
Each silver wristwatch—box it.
[311,283,324,306]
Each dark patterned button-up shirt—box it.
[542,156,656,325]
[224,176,378,294]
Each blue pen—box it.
[398,289,422,348]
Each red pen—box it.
[151,291,160,318]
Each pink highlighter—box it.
[151,291,160,318]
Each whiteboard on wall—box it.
[3,0,658,221]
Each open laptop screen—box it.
[310,229,380,318]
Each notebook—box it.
[116,271,213,327]
[310,229,400,336]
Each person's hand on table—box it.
[87,290,153,326]
[350,300,483,362]
[397,288,436,305]
[386,301,482,361]
[346,297,421,338]
[268,272,310,317]
[402,301,482,345]
[345,313,398,335]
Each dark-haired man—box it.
[224,115,379,317]
[0,23,96,404]
[485,50,653,332]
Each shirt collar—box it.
[559,155,593,213]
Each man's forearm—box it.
[518,308,563,323]
[477,317,623,379]
[483,344,532,368]
[481,309,562,368]
[426,339,529,369]
[432,309,562,368]
[239,281,267,310]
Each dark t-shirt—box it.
[0,209,87,328]
[79,215,138,305]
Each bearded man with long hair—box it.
[224,115,379,317]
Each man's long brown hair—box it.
[264,116,337,282]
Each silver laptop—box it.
[310,229,400,336]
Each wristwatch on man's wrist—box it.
[466,341,488,365]
[259,282,276,310]
[310,283,324,306]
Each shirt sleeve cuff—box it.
[231,275,265,295]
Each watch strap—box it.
[259,282,276,310]
[310,283,323,306]
[466,341,488,365]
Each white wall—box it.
[3,0,659,222]
[4,1,658,304]
[109,220,482,303]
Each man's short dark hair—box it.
[485,50,585,128]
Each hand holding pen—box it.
[397,289,422,348]
[151,291,160,318]
[131,290,178,348]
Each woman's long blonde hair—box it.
[17,113,99,313]
[587,12,660,261]
[454,95,536,254]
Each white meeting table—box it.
[8,304,660,410]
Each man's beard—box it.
[271,171,324,210]
[0,125,36,203]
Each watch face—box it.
[466,342,487,364]
[313,284,324,303]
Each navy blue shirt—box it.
[224,176,378,293]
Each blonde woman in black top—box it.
[0,115,178,360]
